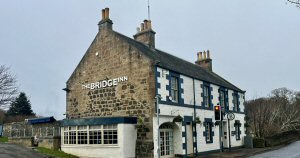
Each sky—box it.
[0,0,299,119]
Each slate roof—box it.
[113,31,245,93]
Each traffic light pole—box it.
[219,118,223,154]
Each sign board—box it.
[82,76,128,90]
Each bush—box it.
[253,138,265,148]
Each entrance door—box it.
[222,121,229,148]
[160,129,174,158]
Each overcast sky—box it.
[0,0,299,119]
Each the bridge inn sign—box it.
[82,76,128,90]
[61,8,246,158]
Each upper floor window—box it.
[203,85,211,108]
[219,90,225,108]
[233,92,239,112]
[170,76,178,102]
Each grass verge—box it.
[36,147,79,158]
[0,137,8,143]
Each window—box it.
[63,127,69,144]
[205,122,213,143]
[203,85,211,108]
[89,125,102,144]
[103,125,118,144]
[233,93,239,112]
[220,90,225,108]
[69,126,76,144]
[62,124,118,145]
[78,126,87,144]
[170,76,178,102]
[235,125,241,140]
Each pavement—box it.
[249,141,300,158]
[199,147,275,158]
[200,141,300,158]
[0,142,45,158]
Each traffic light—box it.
[214,105,221,121]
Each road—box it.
[0,143,45,158]
[250,141,300,158]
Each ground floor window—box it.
[235,125,241,140]
[234,120,241,140]
[62,124,118,145]
[205,122,213,143]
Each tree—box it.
[0,65,18,109]
[6,92,35,116]
[287,0,300,8]
[0,109,5,124]
[245,88,300,138]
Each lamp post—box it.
[155,95,161,158]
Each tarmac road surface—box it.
[249,141,300,158]
[0,143,45,158]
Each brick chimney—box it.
[195,50,212,71]
[133,20,156,49]
[98,8,113,30]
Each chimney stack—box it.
[195,50,213,71]
[133,19,156,49]
[98,7,113,30]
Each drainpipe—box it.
[193,79,198,157]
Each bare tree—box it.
[245,88,300,138]
[0,65,18,109]
[287,0,300,8]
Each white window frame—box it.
[62,124,118,146]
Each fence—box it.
[3,121,61,138]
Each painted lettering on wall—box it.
[82,76,128,90]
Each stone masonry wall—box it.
[66,28,156,157]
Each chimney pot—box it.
[199,52,203,60]
[105,8,109,19]
[102,9,105,20]
[207,50,210,59]
[144,20,148,30]
[141,23,144,31]
[203,50,207,59]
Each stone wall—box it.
[8,136,61,150]
[66,28,156,157]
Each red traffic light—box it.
[215,106,220,110]
[214,105,221,121]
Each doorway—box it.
[160,124,174,158]
[222,121,229,148]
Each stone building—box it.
[61,8,246,158]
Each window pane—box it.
[89,130,102,144]
[63,132,68,144]
[103,124,118,145]
[90,125,101,130]
[69,131,76,144]
[78,131,87,144]
[78,126,87,130]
